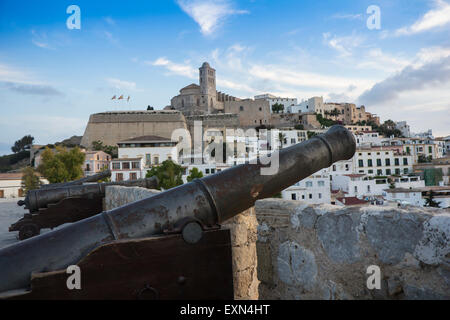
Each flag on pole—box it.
[111,95,116,100]
[118,95,124,100]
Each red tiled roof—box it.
[336,197,368,206]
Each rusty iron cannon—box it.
[0,125,356,300]
[39,169,112,190]
[10,177,159,240]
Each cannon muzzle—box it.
[0,125,355,293]
[20,177,158,212]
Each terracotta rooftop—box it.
[0,173,23,180]
[336,197,368,206]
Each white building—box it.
[181,163,231,183]
[267,129,308,149]
[282,168,331,204]
[384,138,445,163]
[395,121,411,138]
[255,94,297,114]
[329,159,353,178]
[288,96,326,115]
[110,158,145,182]
[354,147,414,176]
[384,188,424,207]
[332,174,425,199]
[354,131,383,148]
[445,136,450,155]
[118,135,178,166]
[0,173,48,199]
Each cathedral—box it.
[169,62,240,115]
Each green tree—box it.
[38,146,85,183]
[307,131,318,139]
[272,103,284,114]
[12,135,34,153]
[424,191,441,208]
[146,160,184,190]
[294,124,304,130]
[92,140,118,158]
[21,167,41,194]
[187,167,204,182]
[278,133,286,148]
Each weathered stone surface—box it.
[316,213,361,264]
[414,213,450,266]
[277,241,317,292]
[365,212,423,265]
[256,199,450,300]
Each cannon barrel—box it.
[20,177,159,211]
[39,170,112,189]
[0,125,355,293]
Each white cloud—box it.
[106,78,138,91]
[31,29,52,49]
[358,55,450,106]
[395,0,450,36]
[177,0,248,36]
[331,13,363,20]
[149,57,197,79]
[323,32,365,57]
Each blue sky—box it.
[1,0,449,155]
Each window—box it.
[395,169,400,175]
[132,162,140,169]
[395,158,400,166]
[211,169,216,174]
[240,106,244,111]
[354,186,358,193]
[112,162,121,170]
[130,173,137,180]
[404,168,409,174]
[302,195,305,200]
[122,162,130,169]
[368,159,373,167]
[377,159,382,167]
[318,181,325,187]
[377,169,383,175]
[428,146,432,154]
[385,159,391,166]
[367,186,371,192]
[291,194,296,200]
[403,158,408,165]
[333,165,336,171]
[154,157,159,165]
[309,194,312,199]
[386,169,391,175]
[205,169,210,174]
[345,164,349,171]
[368,170,373,174]
[306,181,313,187]
[318,193,322,199]
[358,160,364,167]
[116,173,123,182]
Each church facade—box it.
[169,62,241,115]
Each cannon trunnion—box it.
[0,125,356,299]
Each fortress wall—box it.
[80,111,187,148]
[256,199,450,300]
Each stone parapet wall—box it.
[255,199,450,300]
[104,185,259,300]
